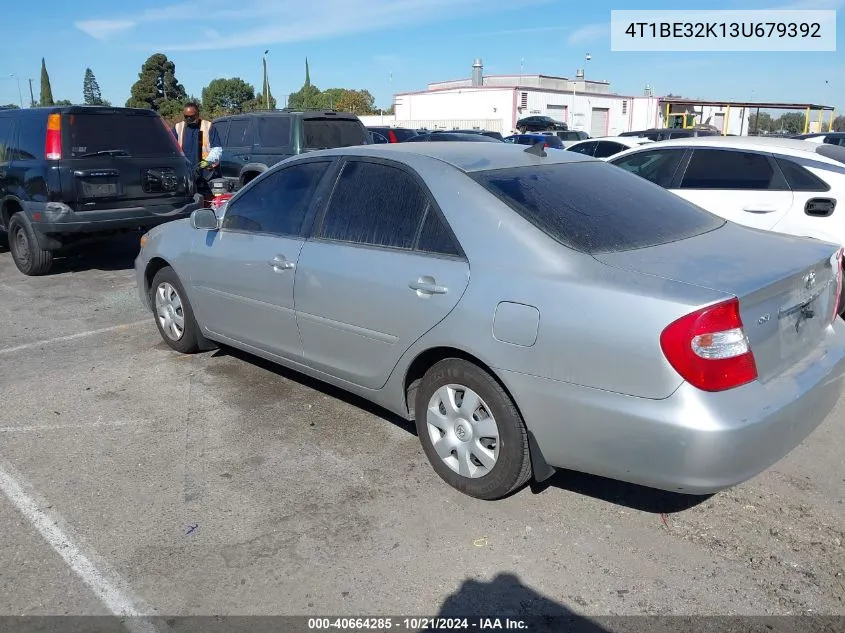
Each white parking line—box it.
[0,321,149,357]
[0,461,164,633]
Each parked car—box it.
[567,136,653,158]
[367,130,389,144]
[433,129,504,141]
[619,128,720,141]
[516,115,567,133]
[607,136,845,310]
[210,110,368,189]
[792,132,845,147]
[0,106,202,276]
[539,130,590,143]
[136,142,845,500]
[504,133,564,149]
[367,126,423,143]
[405,132,502,143]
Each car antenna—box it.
[524,141,547,158]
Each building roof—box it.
[661,98,834,110]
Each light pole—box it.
[9,74,22,108]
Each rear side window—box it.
[226,119,251,147]
[610,148,685,188]
[63,113,180,158]
[569,141,597,156]
[416,208,462,257]
[680,149,786,190]
[775,157,830,192]
[470,162,725,254]
[0,117,12,161]
[210,121,229,145]
[303,119,367,149]
[12,116,46,160]
[593,141,625,158]
[320,161,429,249]
[256,117,291,147]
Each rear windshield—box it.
[63,112,180,158]
[303,119,366,149]
[816,144,845,165]
[470,162,725,254]
[256,117,291,147]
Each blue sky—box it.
[2,0,842,113]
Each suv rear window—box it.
[303,119,366,150]
[63,112,180,158]
[470,162,725,254]
[256,117,291,147]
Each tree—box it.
[39,58,54,106]
[832,115,845,132]
[126,53,187,112]
[773,111,805,134]
[54,99,73,106]
[287,58,321,110]
[202,78,256,118]
[334,89,376,115]
[316,88,346,110]
[748,112,773,134]
[0,104,20,110]
[244,92,277,112]
[83,68,106,106]
[383,105,395,116]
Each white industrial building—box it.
[359,58,833,137]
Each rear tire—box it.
[150,266,202,354]
[8,213,53,276]
[415,359,531,500]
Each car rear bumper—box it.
[499,321,845,494]
[26,195,203,245]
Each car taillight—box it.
[388,130,398,143]
[830,247,843,323]
[543,143,550,148]
[660,297,758,392]
[45,113,61,160]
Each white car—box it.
[792,132,845,147]
[566,136,653,158]
[607,136,845,249]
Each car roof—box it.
[585,136,650,143]
[304,141,594,172]
[635,135,833,154]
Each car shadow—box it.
[437,573,609,632]
[531,469,711,513]
[211,346,710,514]
[47,232,143,274]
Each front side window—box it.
[319,161,429,250]
[221,161,330,236]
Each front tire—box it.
[151,266,202,354]
[415,359,531,500]
[8,214,53,275]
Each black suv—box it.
[0,106,201,275]
[210,110,368,188]
[516,115,568,133]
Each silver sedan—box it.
[135,142,845,500]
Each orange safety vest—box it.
[174,119,212,160]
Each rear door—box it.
[672,148,793,230]
[61,110,191,212]
[294,158,469,389]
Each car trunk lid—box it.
[594,223,841,383]
[61,110,191,212]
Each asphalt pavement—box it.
[0,235,843,624]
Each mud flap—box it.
[528,429,556,483]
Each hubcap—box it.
[154,282,185,341]
[13,226,30,267]
[426,384,500,479]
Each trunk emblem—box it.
[804,271,816,289]
[757,314,770,325]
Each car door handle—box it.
[240,155,250,161]
[409,277,447,295]
[268,256,295,271]
[742,205,778,214]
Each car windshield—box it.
[470,162,725,254]
[303,119,366,149]
[63,112,180,158]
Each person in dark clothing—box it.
[171,102,221,195]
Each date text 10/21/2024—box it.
[307,617,529,631]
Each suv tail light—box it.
[660,297,758,392]
[831,247,843,323]
[388,130,398,143]
[45,113,62,160]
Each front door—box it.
[670,148,793,230]
[294,158,470,389]
[188,159,334,359]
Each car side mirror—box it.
[190,208,219,230]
